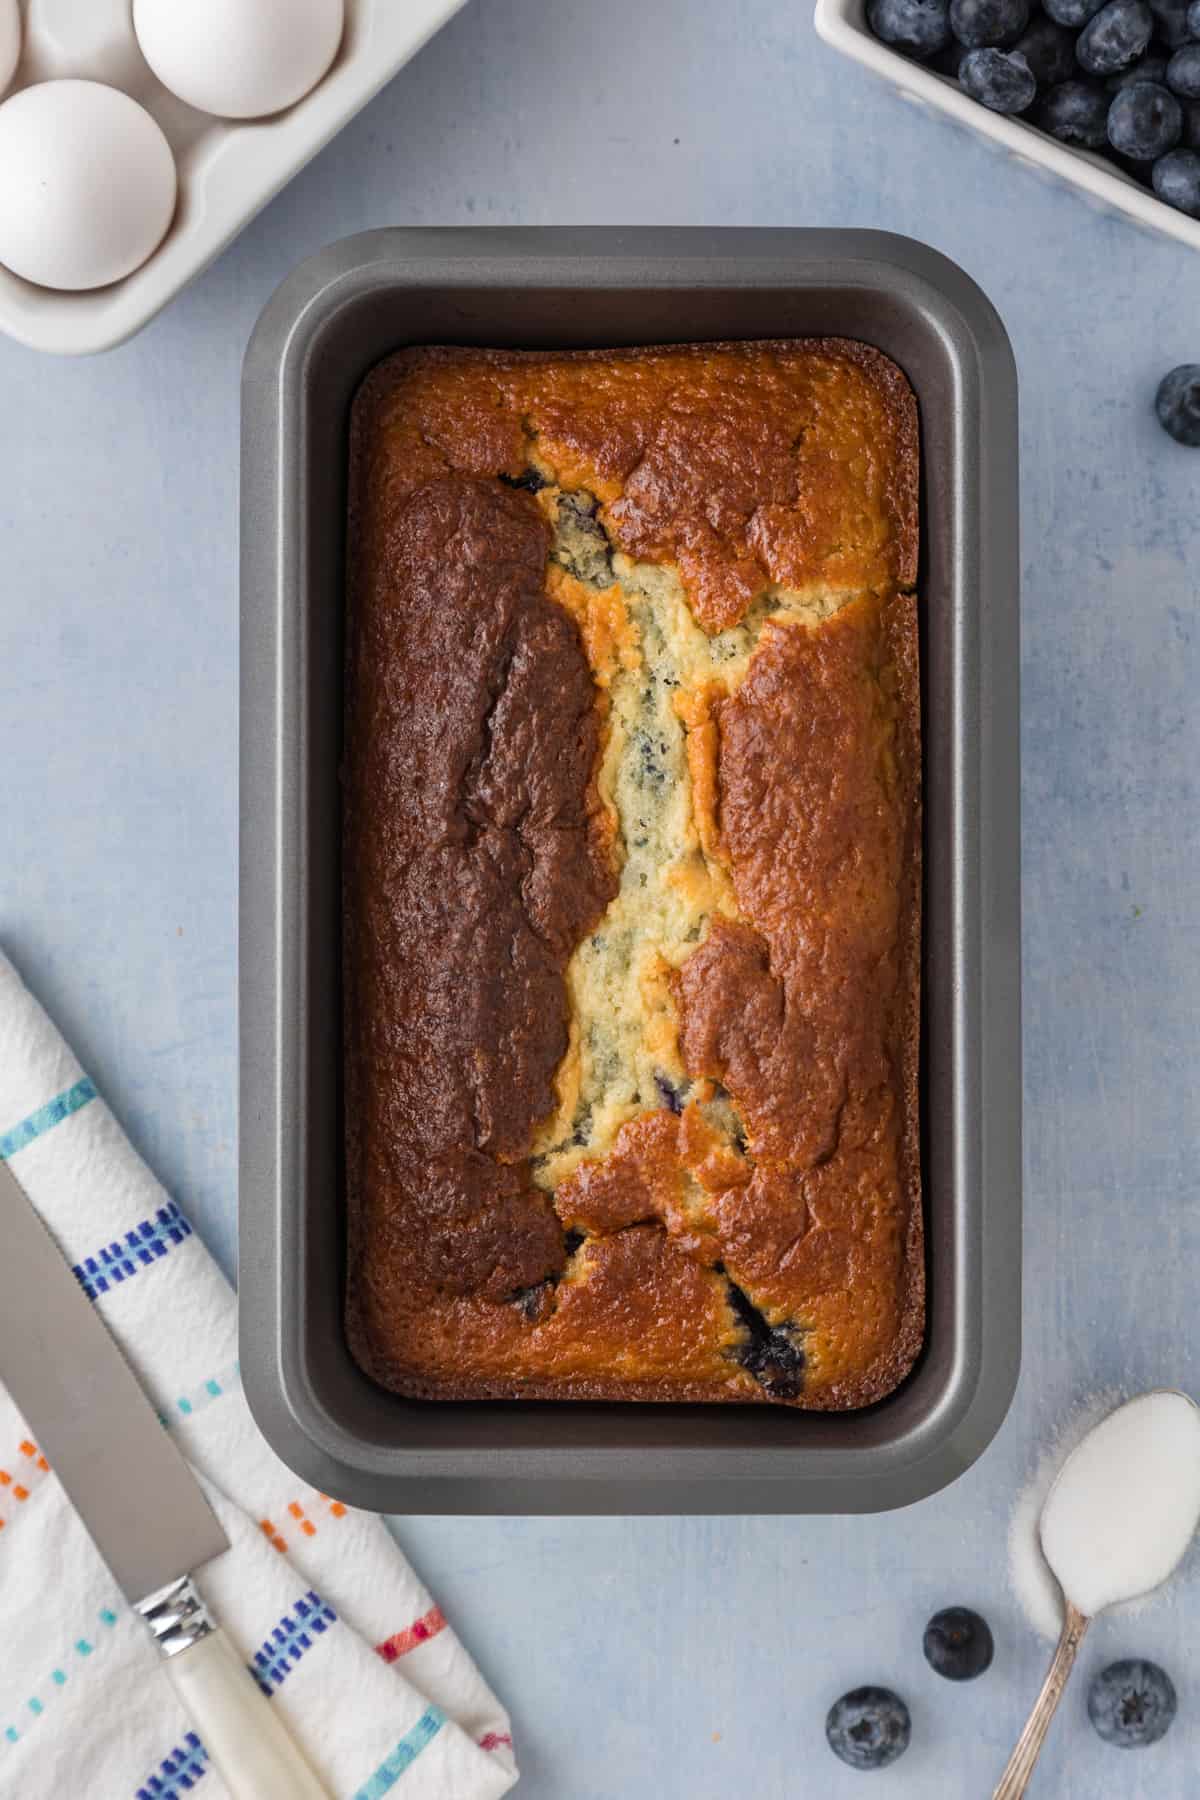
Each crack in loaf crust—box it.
[344,340,923,1408]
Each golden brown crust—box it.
[351,339,919,622]
[345,340,922,1409]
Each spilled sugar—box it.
[1008,1390,1121,1641]
[1008,1388,1200,1638]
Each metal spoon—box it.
[994,1390,1200,1798]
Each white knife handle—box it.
[165,1628,331,1800]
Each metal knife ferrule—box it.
[136,1573,217,1658]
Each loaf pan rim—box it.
[238,225,1021,1514]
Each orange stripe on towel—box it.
[259,1494,348,1553]
[0,1440,51,1545]
[375,1605,447,1663]
[287,1501,317,1538]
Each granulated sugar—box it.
[1042,1391,1200,1615]
[1008,1388,1200,1638]
[1008,1389,1124,1641]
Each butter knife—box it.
[0,1160,329,1800]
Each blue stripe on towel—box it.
[72,1201,193,1301]
[135,1731,209,1799]
[169,1359,241,1425]
[0,1077,96,1160]
[250,1590,338,1696]
[2,1603,123,1750]
[353,1708,447,1799]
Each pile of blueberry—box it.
[825,1607,1178,1768]
[867,0,1200,217]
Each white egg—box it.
[0,81,177,292]
[0,0,20,99]
[133,0,345,121]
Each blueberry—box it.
[654,1071,684,1114]
[1043,0,1106,24]
[923,1608,995,1682]
[1148,0,1196,44]
[1184,99,1200,148]
[826,1689,912,1770]
[1037,78,1113,142]
[951,0,1029,46]
[1014,15,1078,81]
[1077,0,1154,72]
[725,1280,806,1398]
[1157,367,1200,451]
[1109,80,1183,154]
[501,467,549,493]
[1087,1660,1177,1747]
[1189,0,1200,32]
[960,44,1038,105]
[1107,52,1170,89]
[867,0,952,54]
[1153,143,1200,208]
[1167,44,1200,96]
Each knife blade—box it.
[0,1158,228,1598]
[0,1159,329,1800]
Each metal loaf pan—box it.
[239,227,1021,1515]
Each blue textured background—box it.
[3,1,1200,1793]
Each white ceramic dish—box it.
[814,0,1200,254]
[0,0,468,355]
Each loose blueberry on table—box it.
[1156,363,1200,442]
[865,0,1200,216]
[825,1688,912,1769]
[922,1606,995,1681]
[1087,1660,1178,1746]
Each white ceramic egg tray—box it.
[0,0,468,355]
[815,0,1200,254]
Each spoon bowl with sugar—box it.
[994,1389,1200,1798]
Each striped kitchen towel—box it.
[0,950,518,1799]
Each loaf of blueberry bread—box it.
[343,339,923,1408]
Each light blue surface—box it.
[2,1,1200,1793]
